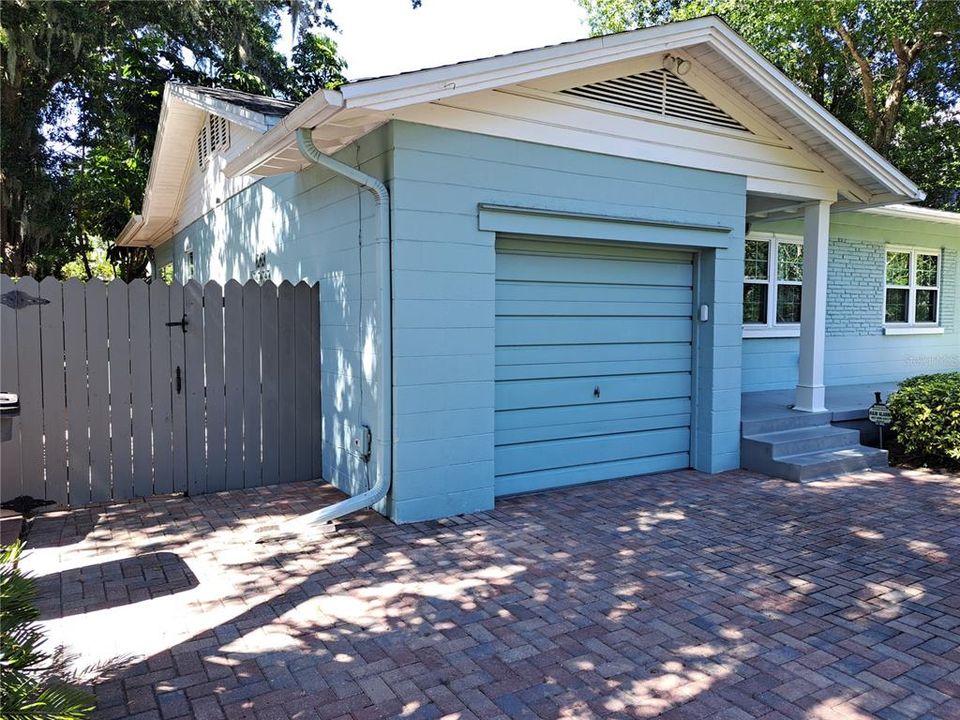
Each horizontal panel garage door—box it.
[495,237,694,496]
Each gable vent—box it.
[196,115,231,170]
[561,68,749,133]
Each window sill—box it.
[743,325,801,339]
[883,326,944,336]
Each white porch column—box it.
[795,200,833,413]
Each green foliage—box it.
[289,33,347,101]
[0,541,95,719]
[578,0,960,211]
[60,238,116,281]
[0,0,346,280]
[888,372,960,467]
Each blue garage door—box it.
[495,237,694,496]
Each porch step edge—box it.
[740,411,832,436]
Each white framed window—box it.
[884,246,940,330]
[183,239,195,281]
[196,115,230,170]
[743,233,803,337]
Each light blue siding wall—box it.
[389,122,746,523]
[155,127,393,505]
[744,212,960,392]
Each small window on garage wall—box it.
[183,240,195,281]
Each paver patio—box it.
[20,466,960,720]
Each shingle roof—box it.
[189,86,295,117]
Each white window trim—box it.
[742,232,804,338]
[883,245,941,332]
[883,326,944,336]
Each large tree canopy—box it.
[1,0,346,279]
[579,0,960,210]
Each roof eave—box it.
[226,17,923,203]
[702,27,923,203]
[168,83,276,133]
[224,89,345,178]
[338,16,721,111]
[863,203,960,225]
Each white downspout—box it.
[283,127,393,529]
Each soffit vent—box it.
[561,68,750,133]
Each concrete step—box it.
[777,446,889,482]
[745,445,888,482]
[742,425,863,459]
[740,410,832,436]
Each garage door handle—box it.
[594,386,600,399]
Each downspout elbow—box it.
[284,127,393,530]
[296,129,390,242]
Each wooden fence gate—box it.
[0,275,321,506]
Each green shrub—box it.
[888,372,960,467]
[0,541,95,720]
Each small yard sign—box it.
[868,391,892,449]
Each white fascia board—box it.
[116,214,145,247]
[140,83,178,216]
[130,84,184,241]
[339,18,719,111]
[863,203,960,226]
[225,89,345,177]
[121,83,206,246]
[704,28,923,202]
[225,14,923,201]
[168,84,274,133]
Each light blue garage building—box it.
[119,17,959,523]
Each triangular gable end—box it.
[225,17,922,207]
[118,84,294,246]
[562,68,749,133]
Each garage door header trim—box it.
[478,204,732,249]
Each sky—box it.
[279,0,590,81]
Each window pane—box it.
[776,285,802,323]
[916,254,939,287]
[777,243,803,282]
[885,288,908,323]
[886,251,909,285]
[916,290,938,323]
[745,239,769,280]
[743,284,768,324]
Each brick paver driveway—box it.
[22,467,960,720]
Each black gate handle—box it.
[166,314,189,332]
[175,366,182,395]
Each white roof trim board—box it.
[127,17,934,249]
[225,16,922,206]
[862,204,960,225]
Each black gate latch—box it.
[165,314,189,332]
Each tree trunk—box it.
[873,37,924,151]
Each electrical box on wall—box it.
[251,252,270,283]
[353,424,372,462]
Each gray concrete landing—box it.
[741,382,897,481]
[741,381,899,427]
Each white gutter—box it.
[225,90,344,178]
[863,203,960,225]
[116,214,145,246]
[280,127,393,530]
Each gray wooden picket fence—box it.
[0,275,321,506]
